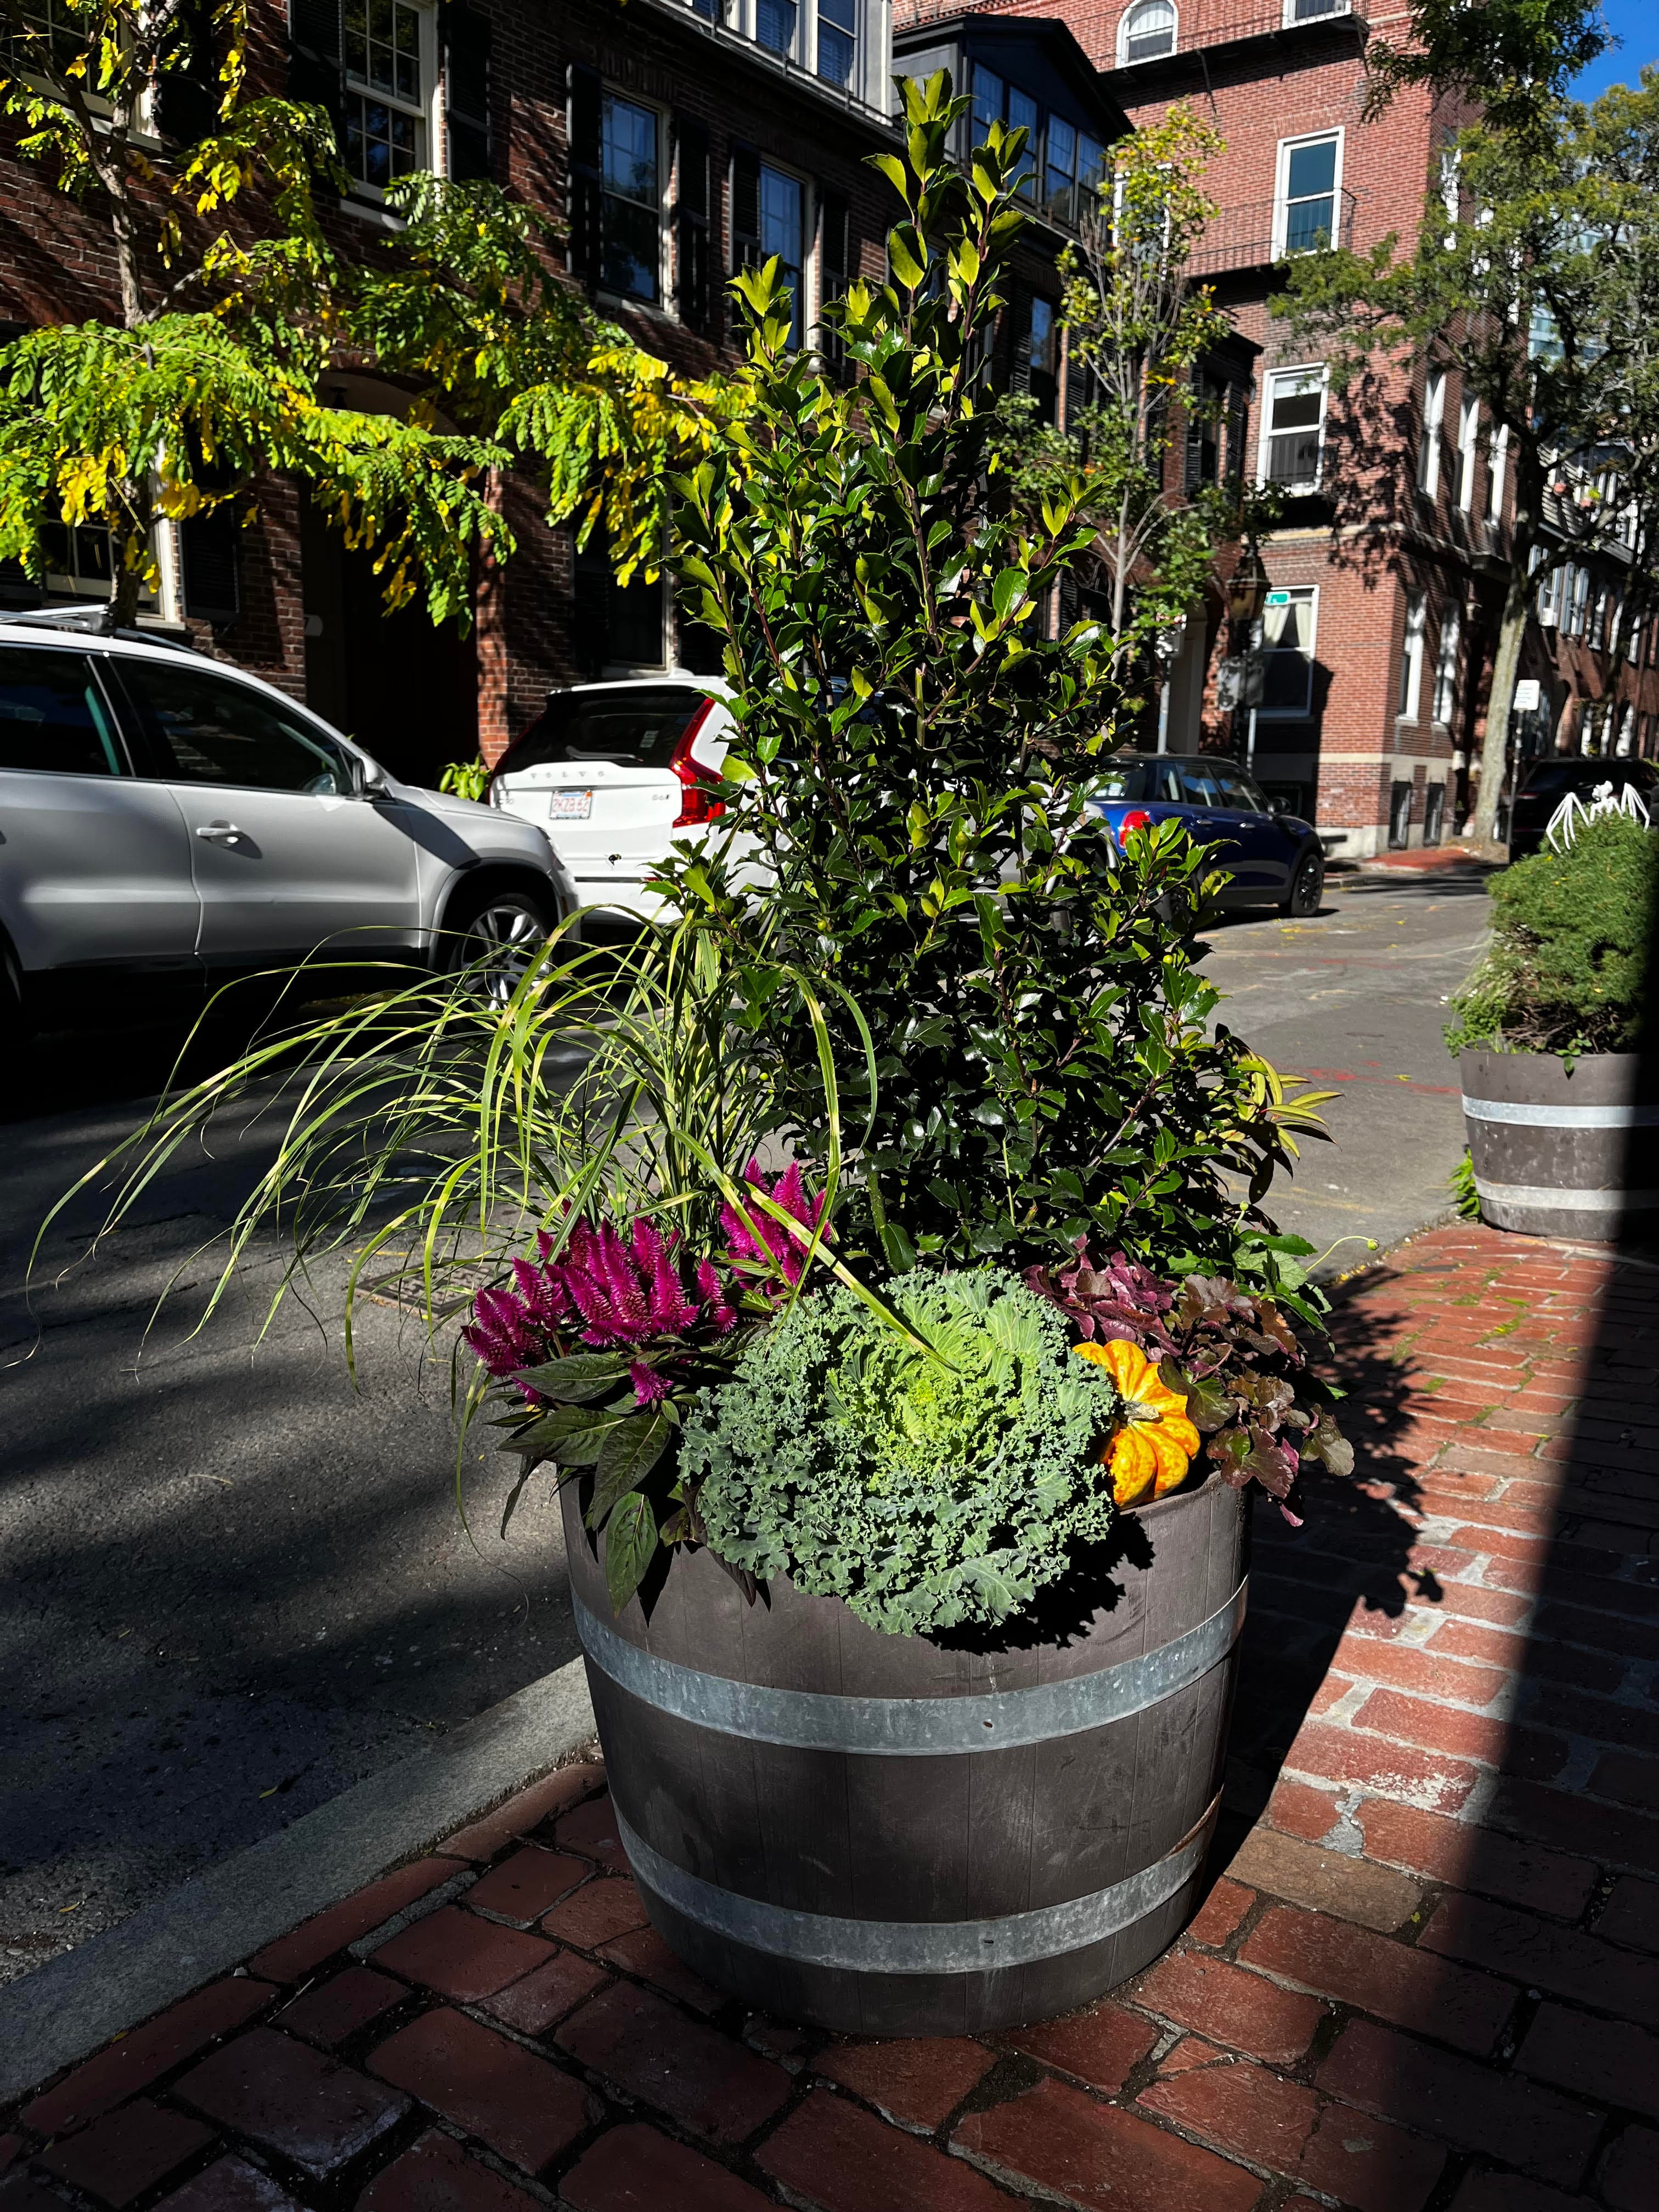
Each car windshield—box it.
[503,687,711,771]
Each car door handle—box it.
[195,821,245,842]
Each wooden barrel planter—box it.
[1460,1047,1659,1240]
[563,1471,1248,2034]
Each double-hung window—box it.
[600,94,662,303]
[761,162,805,348]
[1455,396,1479,511]
[755,0,797,58]
[1432,605,1461,726]
[343,0,432,191]
[1259,586,1319,718]
[1276,132,1340,255]
[1399,593,1426,719]
[1261,366,1327,490]
[971,66,1037,199]
[817,0,856,87]
[1119,0,1176,63]
[1418,368,1446,496]
[1485,421,1509,521]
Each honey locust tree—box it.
[989,102,1278,740]
[0,0,726,627]
[1276,73,1659,840]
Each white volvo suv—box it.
[486,675,740,919]
[0,613,578,1029]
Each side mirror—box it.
[354,756,389,798]
[1268,796,1285,816]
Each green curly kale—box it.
[684,1270,1122,1635]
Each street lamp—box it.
[1227,545,1270,640]
[1223,545,1271,771]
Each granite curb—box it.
[0,1654,594,2101]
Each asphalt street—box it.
[1199,863,1492,1277]
[0,865,1488,1984]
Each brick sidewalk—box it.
[4,1223,1656,2212]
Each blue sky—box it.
[1571,0,1656,101]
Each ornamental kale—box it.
[684,1269,1122,1635]
[1027,1240,1352,1519]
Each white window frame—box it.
[596,90,670,313]
[1418,368,1446,496]
[1282,0,1350,21]
[342,0,439,201]
[1399,592,1426,721]
[1258,363,1329,494]
[1256,585,1319,720]
[1432,604,1461,727]
[1455,395,1479,511]
[1485,420,1509,521]
[1118,0,1177,65]
[1273,128,1343,258]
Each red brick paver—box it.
[7,1227,1659,2212]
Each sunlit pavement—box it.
[1200,864,1494,1276]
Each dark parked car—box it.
[1085,752,1326,916]
[1508,755,1659,860]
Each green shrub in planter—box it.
[1447,814,1659,1057]
[685,1269,1121,1634]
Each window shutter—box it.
[159,0,219,146]
[1225,383,1248,482]
[1184,373,1206,496]
[568,64,603,286]
[288,0,344,129]
[444,4,492,182]
[1063,330,1092,441]
[1008,284,1032,395]
[180,507,241,626]
[729,143,760,336]
[675,117,712,335]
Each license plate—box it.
[549,789,592,820]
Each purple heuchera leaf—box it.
[723,1158,830,1293]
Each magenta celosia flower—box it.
[466,1207,742,1403]
[722,1158,830,1293]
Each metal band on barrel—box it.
[1463,1098,1659,1128]
[613,1799,1218,1973]
[1471,1177,1659,1212]
[572,1581,1246,1756]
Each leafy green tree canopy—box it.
[1275,69,1659,837]
[0,0,729,624]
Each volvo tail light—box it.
[670,698,725,827]
[1116,808,1154,847]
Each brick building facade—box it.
[1,0,910,782]
[900,0,1659,850]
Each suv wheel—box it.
[439,880,560,1005]
[1280,849,1324,918]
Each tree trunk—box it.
[1472,560,1528,844]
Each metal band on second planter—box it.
[572,1581,1247,1756]
[1463,1097,1659,1129]
[1472,1176,1659,1214]
[614,1801,1217,1974]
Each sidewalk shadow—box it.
[1217,1272,1429,1845]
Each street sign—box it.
[1514,679,1542,711]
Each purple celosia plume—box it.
[464,1209,740,1406]
[722,1159,830,1293]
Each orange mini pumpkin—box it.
[1074,1338,1201,1508]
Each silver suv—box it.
[0,613,577,1026]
